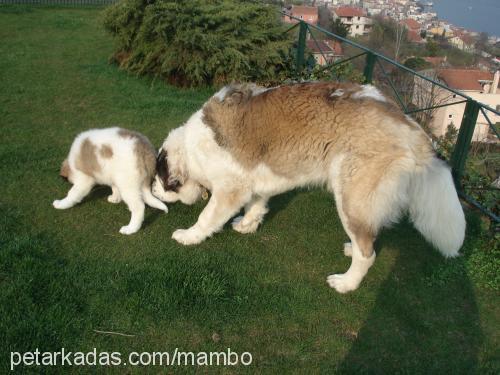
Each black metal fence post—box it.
[363,52,377,84]
[296,21,308,74]
[450,99,480,188]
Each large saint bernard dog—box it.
[152,82,465,293]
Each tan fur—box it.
[60,158,71,179]
[100,144,113,159]
[202,82,435,258]
[118,129,156,181]
[203,82,432,177]
[75,138,101,177]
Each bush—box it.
[103,0,294,87]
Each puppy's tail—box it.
[409,157,465,257]
[142,184,168,212]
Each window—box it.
[448,114,453,119]
[356,25,360,29]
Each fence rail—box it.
[283,13,499,223]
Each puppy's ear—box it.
[60,158,70,179]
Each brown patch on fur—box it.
[118,128,156,181]
[100,144,113,159]
[75,138,101,177]
[60,158,71,180]
[202,82,434,178]
[348,218,375,258]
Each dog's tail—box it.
[142,183,168,212]
[408,157,465,257]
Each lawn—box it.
[0,5,498,374]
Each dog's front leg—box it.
[172,188,251,245]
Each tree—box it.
[426,39,439,57]
[331,18,348,38]
[403,57,431,70]
[103,0,294,87]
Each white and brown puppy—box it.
[54,127,168,234]
[153,82,465,293]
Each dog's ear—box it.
[156,149,169,189]
[60,158,70,179]
[156,149,182,192]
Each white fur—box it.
[352,85,387,102]
[409,158,465,256]
[53,127,167,235]
[153,87,465,293]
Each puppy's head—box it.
[59,158,73,183]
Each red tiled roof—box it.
[437,69,494,91]
[334,6,365,18]
[306,40,343,55]
[402,19,421,30]
[291,5,318,17]
[407,30,424,43]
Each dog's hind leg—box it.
[107,185,122,204]
[53,173,95,209]
[172,187,252,245]
[232,196,269,234]
[326,155,376,293]
[327,223,375,293]
[118,187,145,235]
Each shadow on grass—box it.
[338,215,484,373]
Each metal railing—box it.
[283,14,499,223]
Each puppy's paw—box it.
[53,199,71,210]
[119,225,139,235]
[172,227,204,245]
[232,216,259,234]
[326,273,359,294]
[343,242,353,257]
[107,194,121,204]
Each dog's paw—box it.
[107,194,121,204]
[327,273,359,294]
[119,225,139,235]
[172,228,204,245]
[53,199,71,210]
[343,242,353,257]
[232,216,259,234]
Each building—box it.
[429,69,500,142]
[283,5,319,25]
[401,18,425,44]
[332,6,372,37]
[306,39,344,66]
[448,32,476,53]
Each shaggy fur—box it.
[54,127,167,235]
[153,82,466,293]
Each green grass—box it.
[0,6,499,374]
